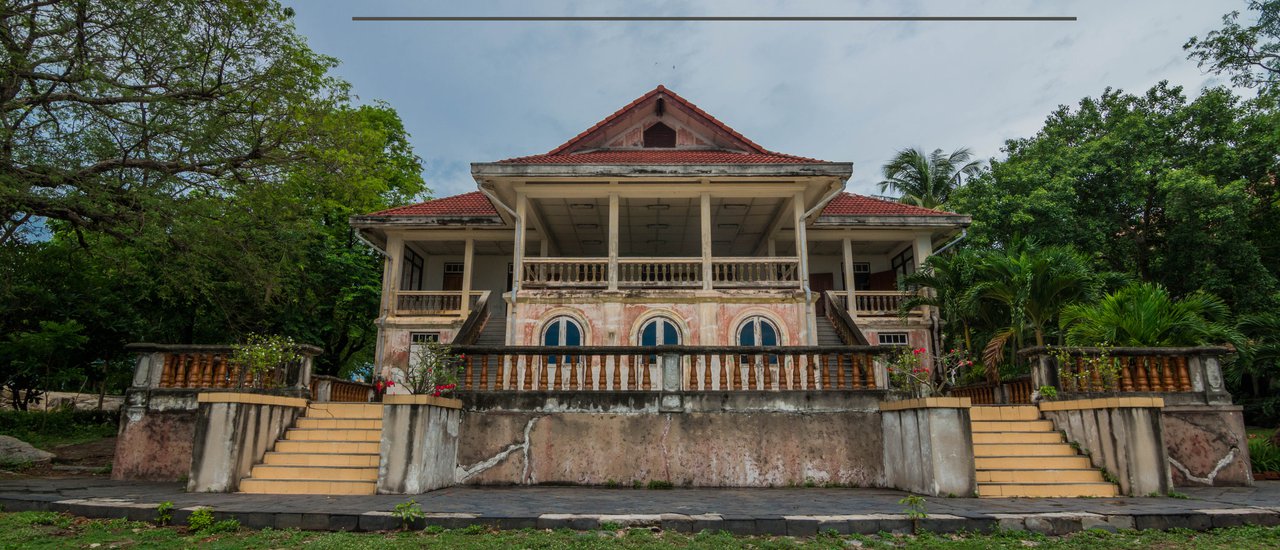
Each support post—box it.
[793,192,813,344]
[510,193,527,345]
[842,238,857,319]
[701,192,712,290]
[383,233,405,317]
[608,193,619,291]
[461,238,474,316]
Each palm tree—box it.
[970,245,1097,371]
[1059,282,1239,347]
[899,249,982,354]
[878,147,982,209]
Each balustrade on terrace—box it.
[519,257,802,290]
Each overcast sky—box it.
[282,1,1241,199]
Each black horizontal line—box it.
[352,16,1077,22]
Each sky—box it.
[281,0,1243,199]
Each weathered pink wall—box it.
[512,297,807,347]
[112,404,197,481]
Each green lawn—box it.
[3,512,1280,550]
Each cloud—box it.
[286,0,1237,199]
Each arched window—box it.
[639,316,681,347]
[737,316,780,347]
[542,316,582,364]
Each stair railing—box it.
[452,290,492,345]
[822,290,869,345]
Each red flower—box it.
[385,380,394,387]
[912,347,926,355]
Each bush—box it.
[187,508,215,532]
[0,409,117,448]
[1248,434,1280,473]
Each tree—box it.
[1060,282,1239,347]
[1185,1,1280,92]
[877,147,982,209]
[1,0,342,244]
[899,249,984,356]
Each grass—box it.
[2,512,1280,549]
[0,409,117,450]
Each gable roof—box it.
[820,192,958,217]
[495,85,831,165]
[364,191,499,218]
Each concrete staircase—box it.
[474,312,506,346]
[970,405,1118,498]
[238,403,383,495]
[814,313,844,345]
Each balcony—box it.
[829,290,924,316]
[519,257,802,290]
[393,290,488,316]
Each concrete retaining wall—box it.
[1163,405,1253,487]
[112,389,199,481]
[880,397,976,497]
[187,393,307,492]
[1040,398,1171,496]
[378,395,463,494]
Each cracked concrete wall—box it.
[1042,406,1172,496]
[187,401,304,492]
[881,407,976,497]
[112,389,199,481]
[378,403,462,494]
[1163,405,1253,487]
[455,410,883,487]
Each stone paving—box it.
[1,478,1278,536]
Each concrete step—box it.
[304,403,383,419]
[296,418,382,430]
[973,443,1078,457]
[262,453,380,467]
[971,420,1056,432]
[250,465,378,481]
[972,431,1065,444]
[239,478,376,495]
[970,406,1040,422]
[975,455,1093,470]
[977,483,1118,498]
[275,440,380,455]
[977,469,1106,484]
[285,428,381,442]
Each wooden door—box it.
[810,273,835,315]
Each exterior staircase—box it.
[814,314,844,345]
[238,403,383,495]
[971,405,1118,498]
[474,312,506,346]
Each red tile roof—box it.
[498,85,830,165]
[365,191,499,217]
[498,150,822,165]
[820,192,958,217]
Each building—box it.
[350,85,969,384]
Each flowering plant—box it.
[230,333,301,388]
[407,340,463,396]
[886,346,975,398]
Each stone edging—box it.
[879,397,972,411]
[1039,397,1164,412]
[382,394,464,409]
[196,392,308,408]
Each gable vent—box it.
[643,122,677,148]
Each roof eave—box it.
[471,162,853,179]
[812,214,972,227]
[349,215,505,229]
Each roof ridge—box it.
[546,85,770,156]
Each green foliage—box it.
[407,341,462,395]
[230,334,302,384]
[1037,385,1058,401]
[1248,433,1280,473]
[1060,283,1239,347]
[155,502,174,527]
[0,409,117,450]
[878,147,983,208]
[1185,1,1280,92]
[898,495,928,520]
[392,499,424,530]
[646,480,674,490]
[186,508,215,533]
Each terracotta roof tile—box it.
[820,192,958,217]
[364,191,499,217]
[497,150,821,165]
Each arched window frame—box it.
[736,315,781,365]
[541,315,584,364]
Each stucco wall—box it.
[187,394,307,492]
[881,400,976,497]
[1163,405,1253,487]
[112,389,199,481]
[378,396,463,494]
[455,409,884,487]
[1041,400,1172,496]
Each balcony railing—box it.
[451,345,892,392]
[1018,346,1234,406]
[393,290,487,316]
[830,291,923,316]
[520,257,802,290]
[124,343,322,397]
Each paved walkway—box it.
[2,478,1278,536]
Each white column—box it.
[383,233,405,317]
[793,192,813,344]
[843,237,857,319]
[767,239,776,257]
[510,193,527,345]
[912,232,934,269]
[701,192,712,290]
[608,193,619,291]
[461,238,474,316]
[539,239,549,257]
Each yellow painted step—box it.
[971,420,1055,432]
[977,483,1118,498]
[973,443,1077,457]
[296,418,382,430]
[249,465,378,481]
[275,440,380,454]
[972,431,1065,444]
[262,453,380,467]
[305,403,384,419]
[970,406,1040,422]
[976,455,1093,470]
[239,478,376,495]
[977,469,1105,483]
[285,428,381,442]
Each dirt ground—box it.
[2,437,116,478]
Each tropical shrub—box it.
[1059,282,1240,347]
[231,333,302,385]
